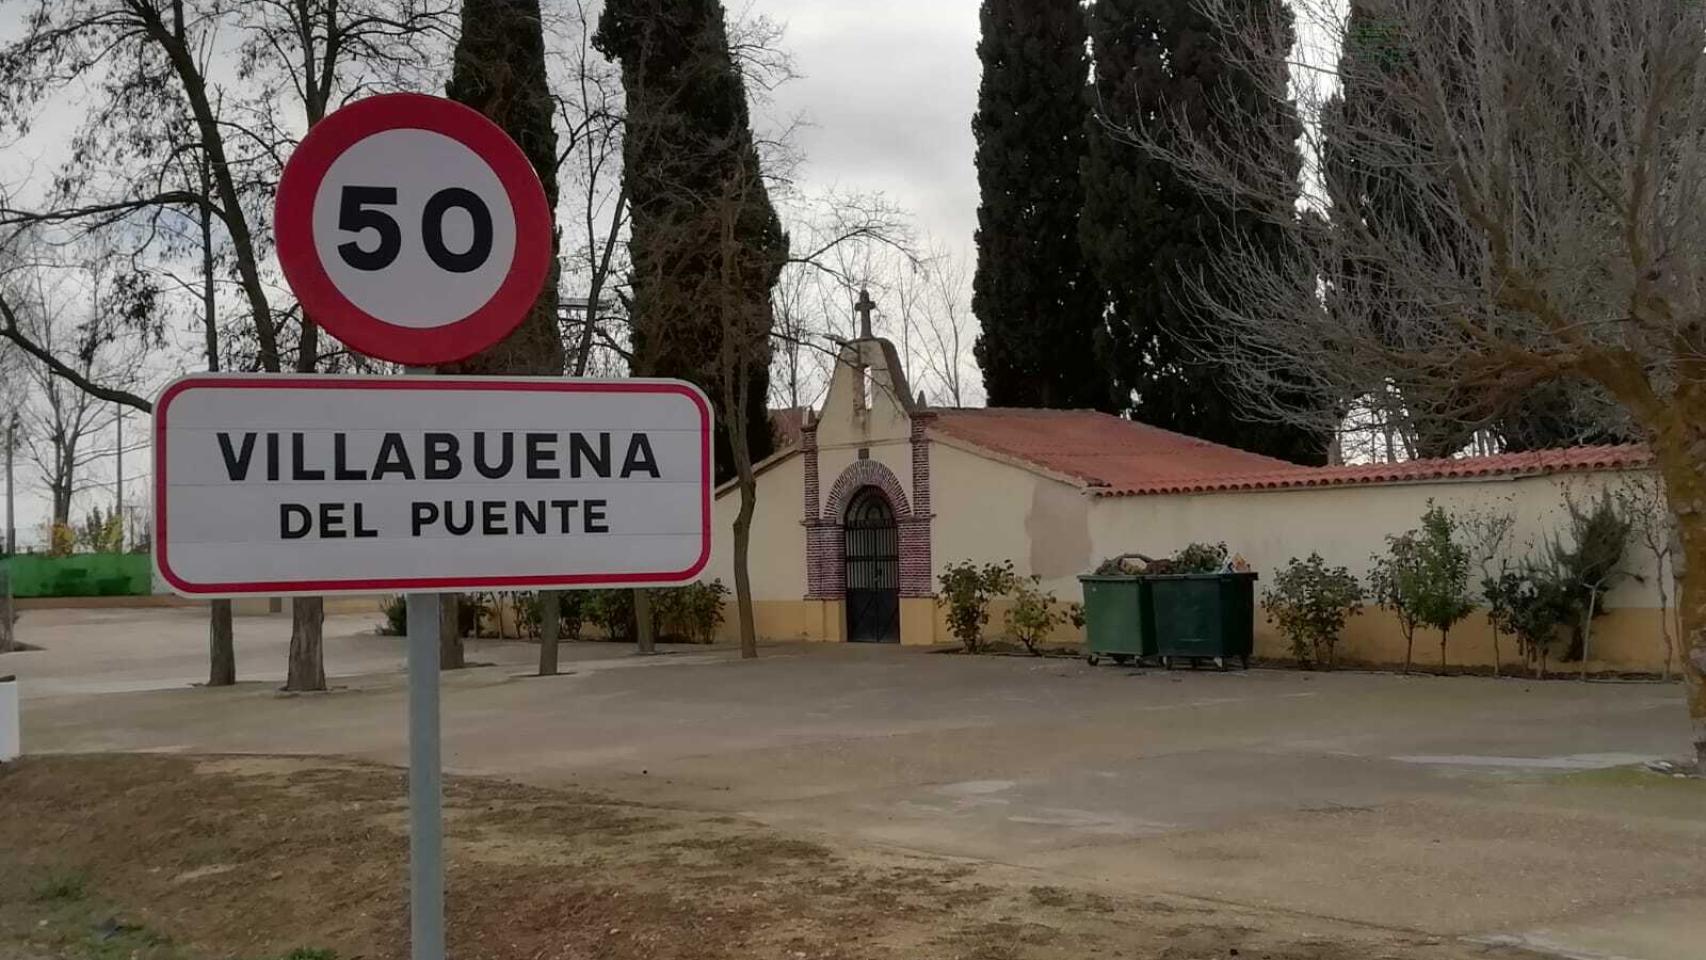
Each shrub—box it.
[516,591,589,641]
[937,560,1016,653]
[652,580,729,643]
[557,591,586,641]
[583,589,635,640]
[1370,503,1473,673]
[1263,554,1364,669]
[1005,577,1071,656]
[1485,567,1576,678]
[379,595,407,636]
[1547,489,1631,666]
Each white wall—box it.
[929,440,1092,583]
[708,453,807,600]
[1085,470,1665,609]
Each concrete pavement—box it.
[7,607,1705,959]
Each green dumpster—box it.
[1147,572,1257,670]
[1078,576,1154,665]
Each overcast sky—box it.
[0,0,987,548]
[762,0,982,256]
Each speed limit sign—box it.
[275,93,553,365]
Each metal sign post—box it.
[404,362,443,960]
[406,591,443,960]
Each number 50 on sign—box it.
[275,93,554,366]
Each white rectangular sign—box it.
[153,374,713,597]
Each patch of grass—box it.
[272,949,338,960]
[1552,766,1706,789]
[32,871,88,902]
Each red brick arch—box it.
[823,458,912,522]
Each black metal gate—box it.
[844,487,900,643]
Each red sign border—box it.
[153,375,714,597]
[275,93,553,366]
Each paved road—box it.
[8,607,1705,959]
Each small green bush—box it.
[583,589,635,640]
[378,595,407,636]
[1004,577,1072,656]
[937,560,1017,653]
[652,580,729,643]
[1485,567,1576,678]
[1548,490,1632,664]
[1370,503,1473,673]
[1263,554,1364,669]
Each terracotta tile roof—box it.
[928,408,1300,490]
[927,407,1653,497]
[1128,443,1656,498]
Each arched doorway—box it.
[844,486,900,643]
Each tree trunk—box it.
[634,590,656,655]
[1657,562,1674,682]
[733,476,757,659]
[1491,620,1502,679]
[1681,554,1706,768]
[1649,441,1706,766]
[208,599,235,686]
[0,576,14,655]
[1580,591,1599,682]
[1403,628,1414,675]
[440,595,464,669]
[538,590,560,676]
[285,597,325,691]
[1440,630,1448,673]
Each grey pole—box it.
[114,405,123,544]
[406,590,445,960]
[5,413,15,556]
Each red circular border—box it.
[275,93,552,366]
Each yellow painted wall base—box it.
[717,599,846,644]
[717,598,951,645]
[718,597,1679,674]
[1253,605,1678,674]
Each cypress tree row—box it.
[1080,0,1328,464]
[971,0,1110,411]
[596,0,785,482]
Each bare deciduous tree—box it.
[1119,0,1706,764]
[0,0,452,692]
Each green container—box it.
[1078,576,1155,665]
[1147,572,1258,670]
[0,554,153,598]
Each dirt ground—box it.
[1,753,1534,960]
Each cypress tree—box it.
[1081,0,1328,464]
[441,0,566,380]
[972,0,1109,410]
[596,0,785,482]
